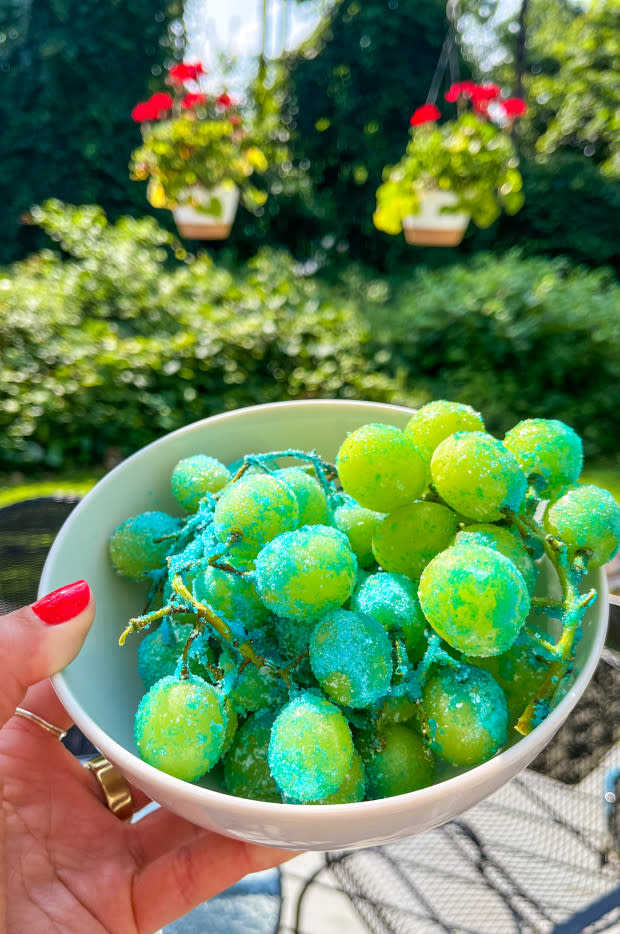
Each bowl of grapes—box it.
[41,399,616,850]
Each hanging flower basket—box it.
[172,185,240,240]
[402,190,470,246]
[373,84,527,247]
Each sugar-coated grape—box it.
[376,694,420,729]
[277,466,330,526]
[268,692,355,802]
[336,423,426,513]
[109,511,181,581]
[313,750,366,804]
[360,725,434,798]
[418,543,530,656]
[254,525,357,621]
[193,565,270,632]
[503,418,583,500]
[223,710,282,803]
[422,664,508,767]
[464,625,551,727]
[213,473,299,557]
[137,624,183,690]
[333,502,383,567]
[404,400,485,465]
[431,432,527,521]
[455,524,539,595]
[372,501,458,578]
[171,454,231,511]
[134,675,227,782]
[275,614,316,684]
[350,572,426,659]
[544,483,620,568]
[220,649,288,715]
[309,608,393,708]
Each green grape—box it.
[375,694,420,729]
[455,524,539,595]
[220,649,287,715]
[309,608,393,708]
[268,692,355,803]
[223,710,282,803]
[544,484,620,568]
[372,501,458,578]
[221,699,239,756]
[350,571,427,660]
[109,511,181,581]
[171,454,231,511]
[360,725,434,799]
[134,674,228,782]
[404,400,485,465]
[431,432,527,521]
[193,565,270,632]
[213,473,299,558]
[421,664,509,767]
[275,614,316,685]
[336,423,426,513]
[254,525,357,622]
[277,466,330,526]
[312,750,366,804]
[333,502,383,567]
[418,543,530,656]
[503,418,583,500]
[137,624,183,690]
[464,625,552,727]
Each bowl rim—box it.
[46,399,609,817]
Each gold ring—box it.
[14,706,67,741]
[85,754,135,822]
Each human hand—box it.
[0,581,294,933]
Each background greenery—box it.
[1,0,618,494]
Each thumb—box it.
[0,580,94,728]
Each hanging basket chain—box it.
[426,0,461,106]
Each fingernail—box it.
[32,580,91,625]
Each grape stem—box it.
[231,449,338,499]
[507,510,598,735]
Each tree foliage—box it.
[0,0,182,264]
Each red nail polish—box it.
[32,580,91,625]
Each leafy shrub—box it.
[1,203,618,473]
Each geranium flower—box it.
[169,62,206,84]
[216,93,234,109]
[444,81,479,103]
[131,92,173,122]
[501,97,528,118]
[181,92,208,109]
[410,104,441,126]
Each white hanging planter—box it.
[402,190,470,247]
[172,184,240,240]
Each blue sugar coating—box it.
[109,511,181,581]
[171,454,232,512]
[309,608,393,708]
[351,571,426,650]
[253,524,358,622]
[503,418,583,499]
[213,473,299,555]
[268,691,354,802]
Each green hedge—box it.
[1,202,618,473]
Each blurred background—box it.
[0,0,618,513]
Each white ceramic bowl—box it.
[42,400,608,851]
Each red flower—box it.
[501,97,528,118]
[444,81,479,102]
[181,92,208,109]
[169,62,205,84]
[216,93,234,109]
[472,83,501,101]
[410,103,441,126]
[131,92,173,122]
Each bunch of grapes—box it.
[110,405,620,804]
